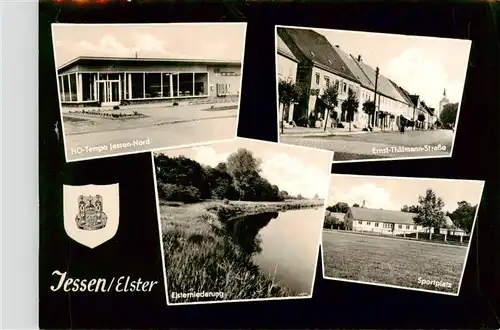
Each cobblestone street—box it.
[280,129,454,161]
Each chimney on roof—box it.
[362,200,365,208]
[135,51,138,59]
[357,55,362,62]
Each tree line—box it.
[155,148,307,203]
[323,189,477,234]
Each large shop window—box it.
[194,73,208,96]
[81,73,94,101]
[179,73,193,96]
[130,73,144,99]
[58,76,64,102]
[145,73,162,98]
[62,75,71,102]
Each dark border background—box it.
[39,1,500,328]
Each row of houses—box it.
[277,27,446,131]
[325,205,467,237]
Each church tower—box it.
[438,88,450,120]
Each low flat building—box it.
[344,206,456,235]
[56,56,242,108]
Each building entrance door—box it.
[98,80,121,106]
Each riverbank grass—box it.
[161,199,323,303]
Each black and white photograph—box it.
[52,23,246,162]
[276,26,471,162]
[322,174,484,295]
[153,138,332,305]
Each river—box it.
[229,207,323,295]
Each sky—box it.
[311,27,471,109]
[328,175,484,213]
[154,138,332,199]
[52,23,247,67]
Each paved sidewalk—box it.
[280,126,370,137]
[63,103,238,135]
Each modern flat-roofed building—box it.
[56,56,242,108]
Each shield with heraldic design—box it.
[63,184,120,249]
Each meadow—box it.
[161,198,323,303]
[322,230,468,293]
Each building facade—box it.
[277,27,361,128]
[277,34,299,123]
[57,56,242,108]
[277,27,437,131]
[344,206,455,235]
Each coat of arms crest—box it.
[63,184,120,249]
[76,194,108,230]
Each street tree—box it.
[413,188,447,232]
[449,201,477,234]
[320,85,339,131]
[278,79,303,134]
[344,88,359,132]
[379,112,387,131]
[417,113,426,130]
[362,100,375,128]
[440,103,458,128]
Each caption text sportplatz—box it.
[69,138,151,155]
[417,276,453,289]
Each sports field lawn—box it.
[322,231,468,293]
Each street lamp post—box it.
[373,67,379,127]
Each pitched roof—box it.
[350,207,454,227]
[353,61,408,103]
[278,27,359,82]
[332,47,375,90]
[277,34,299,62]
[389,79,414,105]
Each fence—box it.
[325,227,470,246]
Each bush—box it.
[323,214,342,229]
[113,105,120,110]
[158,183,201,203]
[173,102,179,106]
[362,128,369,132]
[338,122,344,128]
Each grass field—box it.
[161,199,323,303]
[322,230,468,293]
